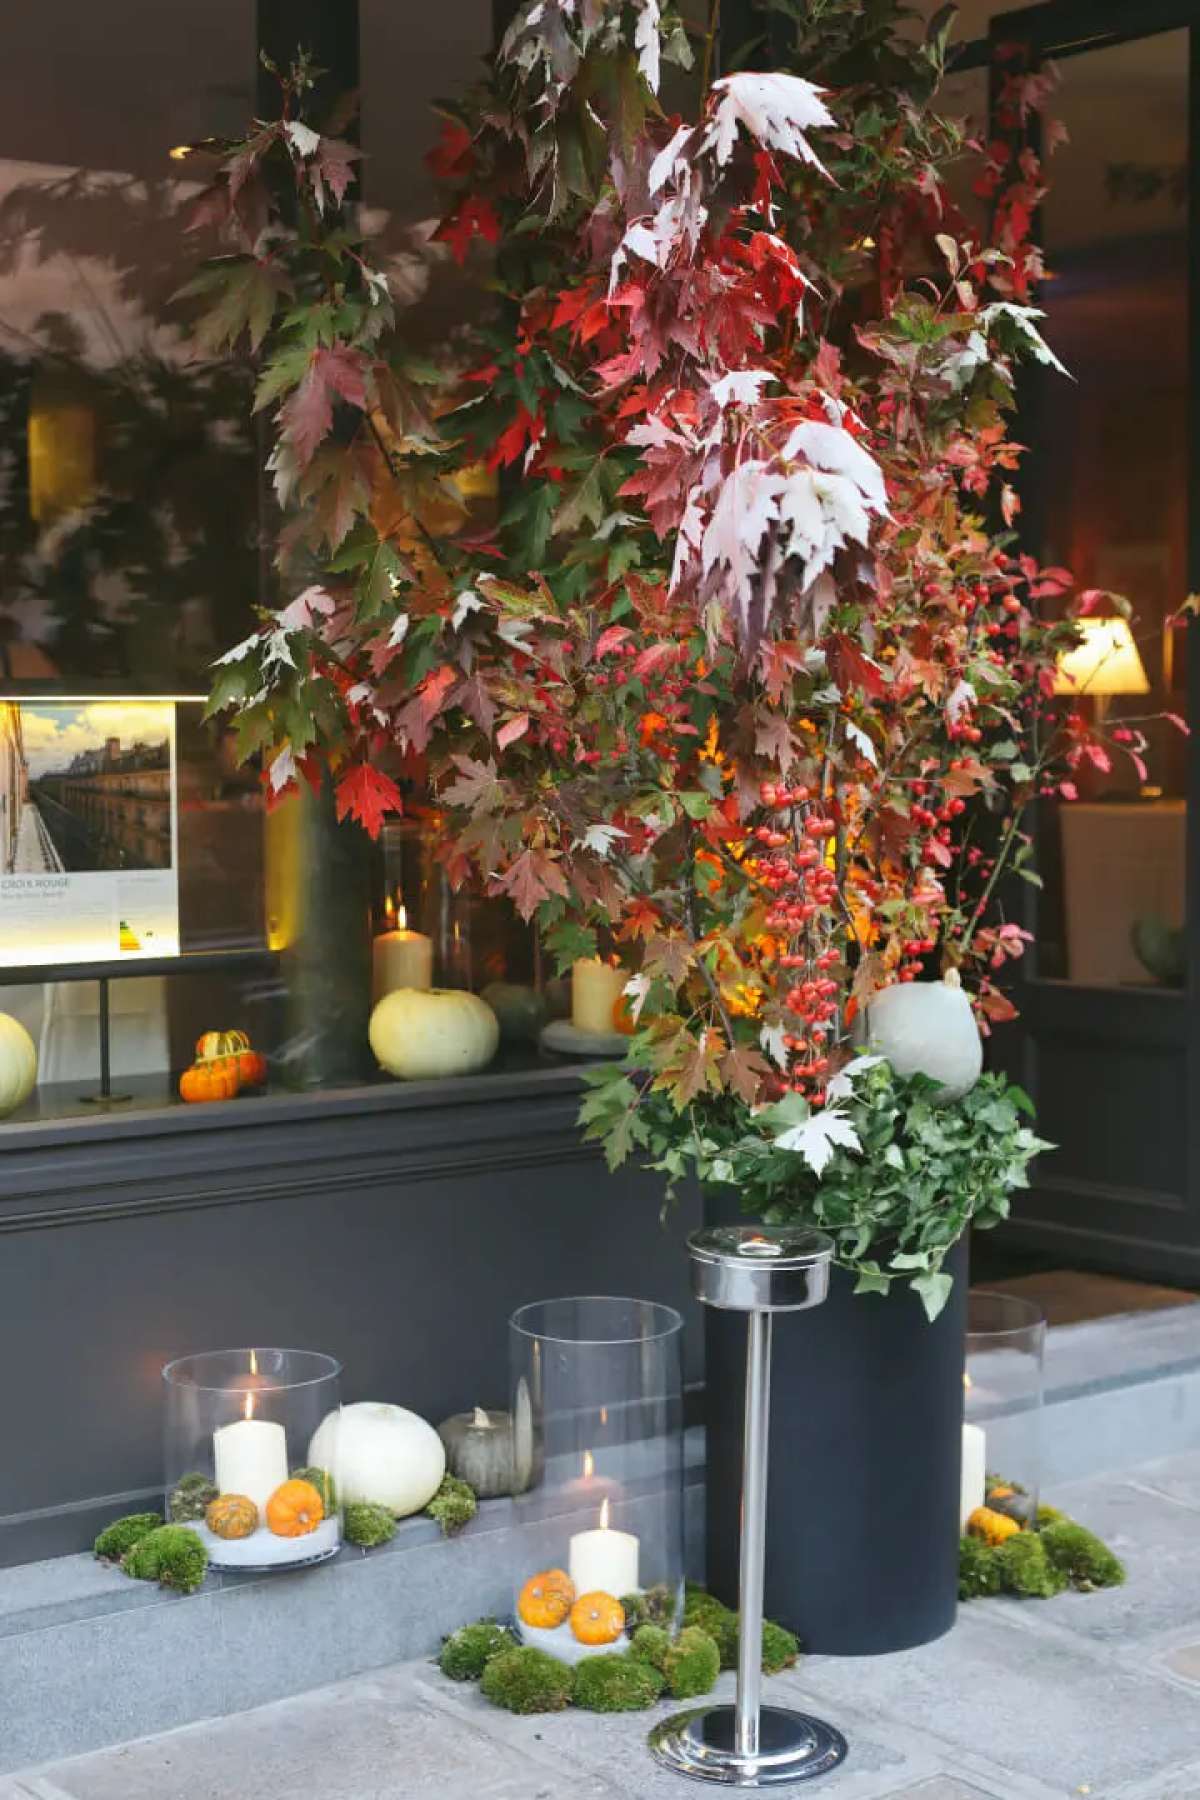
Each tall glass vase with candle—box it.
[163,1348,342,1571]
[963,1293,1046,1529]
[510,1297,684,1664]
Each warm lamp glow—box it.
[1054,617,1150,699]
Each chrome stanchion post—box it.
[649,1225,848,1788]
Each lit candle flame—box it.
[582,1450,594,1480]
[599,1496,610,1531]
[963,1372,972,1391]
[599,1407,608,1428]
[384,895,395,924]
[249,1349,258,1376]
[472,1406,493,1428]
[397,902,408,931]
[243,1391,255,1422]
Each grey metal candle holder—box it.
[649,1225,848,1788]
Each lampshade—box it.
[1054,617,1150,698]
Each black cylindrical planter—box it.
[704,1210,966,1656]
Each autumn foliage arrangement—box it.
[186,6,1175,1311]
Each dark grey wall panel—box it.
[0,1067,700,1567]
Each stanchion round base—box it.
[649,1703,848,1787]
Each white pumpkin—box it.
[0,1013,37,1118]
[369,987,499,1081]
[309,1401,446,1517]
[858,973,982,1102]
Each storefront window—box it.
[0,3,517,1121]
[1033,30,1189,989]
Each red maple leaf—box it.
[426,120,474,181]
[433,196,501,266]
[280,346,370,467]
[486,406,543,472]
[334,762,404,838]
[827,634,888,700]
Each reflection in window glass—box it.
[1035,30,1188,990]
[0,5,276,1109]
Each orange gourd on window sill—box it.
[179,1058,240,1103]
[195,1031,267,1088]
[266,1478,325,1538]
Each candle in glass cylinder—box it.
[569,1496,639,1596]
[213,1392,288,1511]
[960,1422,986,1529]
[571,958,626,1035]
[373,901,434,1001]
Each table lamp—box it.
[1054,616,1150,723]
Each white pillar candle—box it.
[214,1400,289,1512]
[960,1422,986,1529]
[373,904,434,1001]
[569,1497,639,1596]
[571,958,626,1034]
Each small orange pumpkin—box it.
[611,995,637,1036]
[967,1505,1022,1547]
[266,1477,325,1538]
[518,1568,575,1630]
[179,1057,240,1103]
[206,1494,259,1539]
[570,1590,625,1645]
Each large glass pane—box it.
[1034,30,1189,989]
[0,5,274,1110]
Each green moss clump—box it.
[426,1475,477,1538]
[168,1473,218,1523]
[683,1586,738,1668]
[574,1653,665,1713]
[1036,1503,1066,1528]
[958,1534,1003,1601]
[629,1624,671,1671]
[664,1626,721,1699]
[682,1585,799,1672]
[291,1466,337,1513]
[480,1646,574,1714]
[94,1512,163,1563]
[761,1618,800,1674]
[121,1525,208,1595]
[995,1532,1067,1599]
[621,1583,675,1632]
[344,1502,397,1549]
[438,1618,518,1681]
[1040,1520,1126,1591]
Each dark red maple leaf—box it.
[827,634,888,700]
[334,762,404,838]
[433,195,501,266]
[426,120,474,181]
[486,406,543,472]
[280,346,371,467]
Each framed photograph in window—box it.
[0,698,180,965]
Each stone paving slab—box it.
[796,1604,1200,1797]
[0,1666,623,1800]
[1026,1468,1200,1649]
[416,1662,940,1800]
